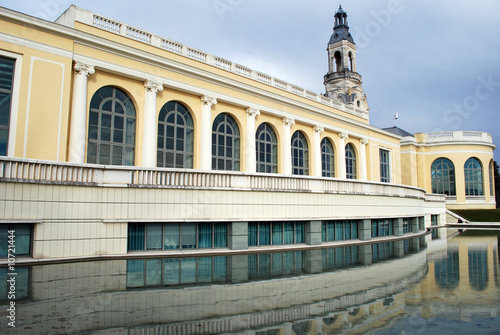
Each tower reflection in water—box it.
[0,234,499,334]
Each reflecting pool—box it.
[1,232,499,334]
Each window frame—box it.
[157,101,194,169]
[379,148,391,183]
[291,131,309,176]
[431,158,456,196]
[211,113,240,171]
[0,51,22,157]
[321,137,335,177]
[255,122,278,173]
[345,143,357,179]
[464,157,484,196]
[87,86,136,166]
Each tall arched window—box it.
[157,101,194,169]
[345,143,357,179]
[321,138,335,177]
[334,51,342,72]
[256,123,278,173]
[292,131,309,175]
[431,158,456,196]
[348,52,353,71]
[465,157,484,196]
[212,113,240,171]
[88,86,136,166]
[489,160,495,197]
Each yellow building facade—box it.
[401,132,496,209]
[0,5,493,260]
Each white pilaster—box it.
[68,62,94,163]
[142,80,163,167]
[282,117,295,175]
[200,95,217,170]
[313,126,324,177]
[245,107,260,173]
[338,132,348,179]
[359,138,369,181]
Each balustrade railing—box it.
[0,158,438,201]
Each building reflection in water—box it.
[0,235,499,334]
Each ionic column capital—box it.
[74,62,95,76]
[360,138,369,146]
[144,80,163,94]
[201,95,217,106]
[313,126,324,134]
[246,107,260,118]
[339,132,349,140]
[282,117,295,127]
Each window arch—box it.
[292,131,309,175]
[348,51,353,71]
[256,123,278,173]
[87,86,136,166]
[465,157,484,196]
[321,138,335,177]
[431,158,456,196]
[334,51,342,72]
[157,101,194,169]
[212,113,240,171]
[345,143,357,179]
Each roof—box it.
[329,5,355,44]
[382,126,414,137]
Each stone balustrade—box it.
[0,157,439,201]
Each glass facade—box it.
[0,57,14,156]
[0,224,31,257]
[345,143,357,179]
[88,86,136,166]
[212,113,240,171]
[128,223,228,251]
[157,101,194,168]
[371,219,394,237]
[379,149,390,183]
[431,158,456,196]
[322,220,358,242]
[464,157,484,196]
[255,123,278,173]
[321,138,335,177]
[248,222,305,246]
[291,131,309,175]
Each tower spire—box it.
[324,5,369,114]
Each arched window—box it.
[87,86,136,166]
[348,51,353,71]
[489,160,495,197]
[465,157,484,196]
[345,143,357,179]
[255,123,278,173]
[321,138,335,177]
[334,51,342,72]
[431,158,456,196]
[292,131,309,175]
[212,113,240,171]
[157,101,194,168]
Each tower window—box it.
[334,51,342,72]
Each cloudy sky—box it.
[3,0,500,150]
